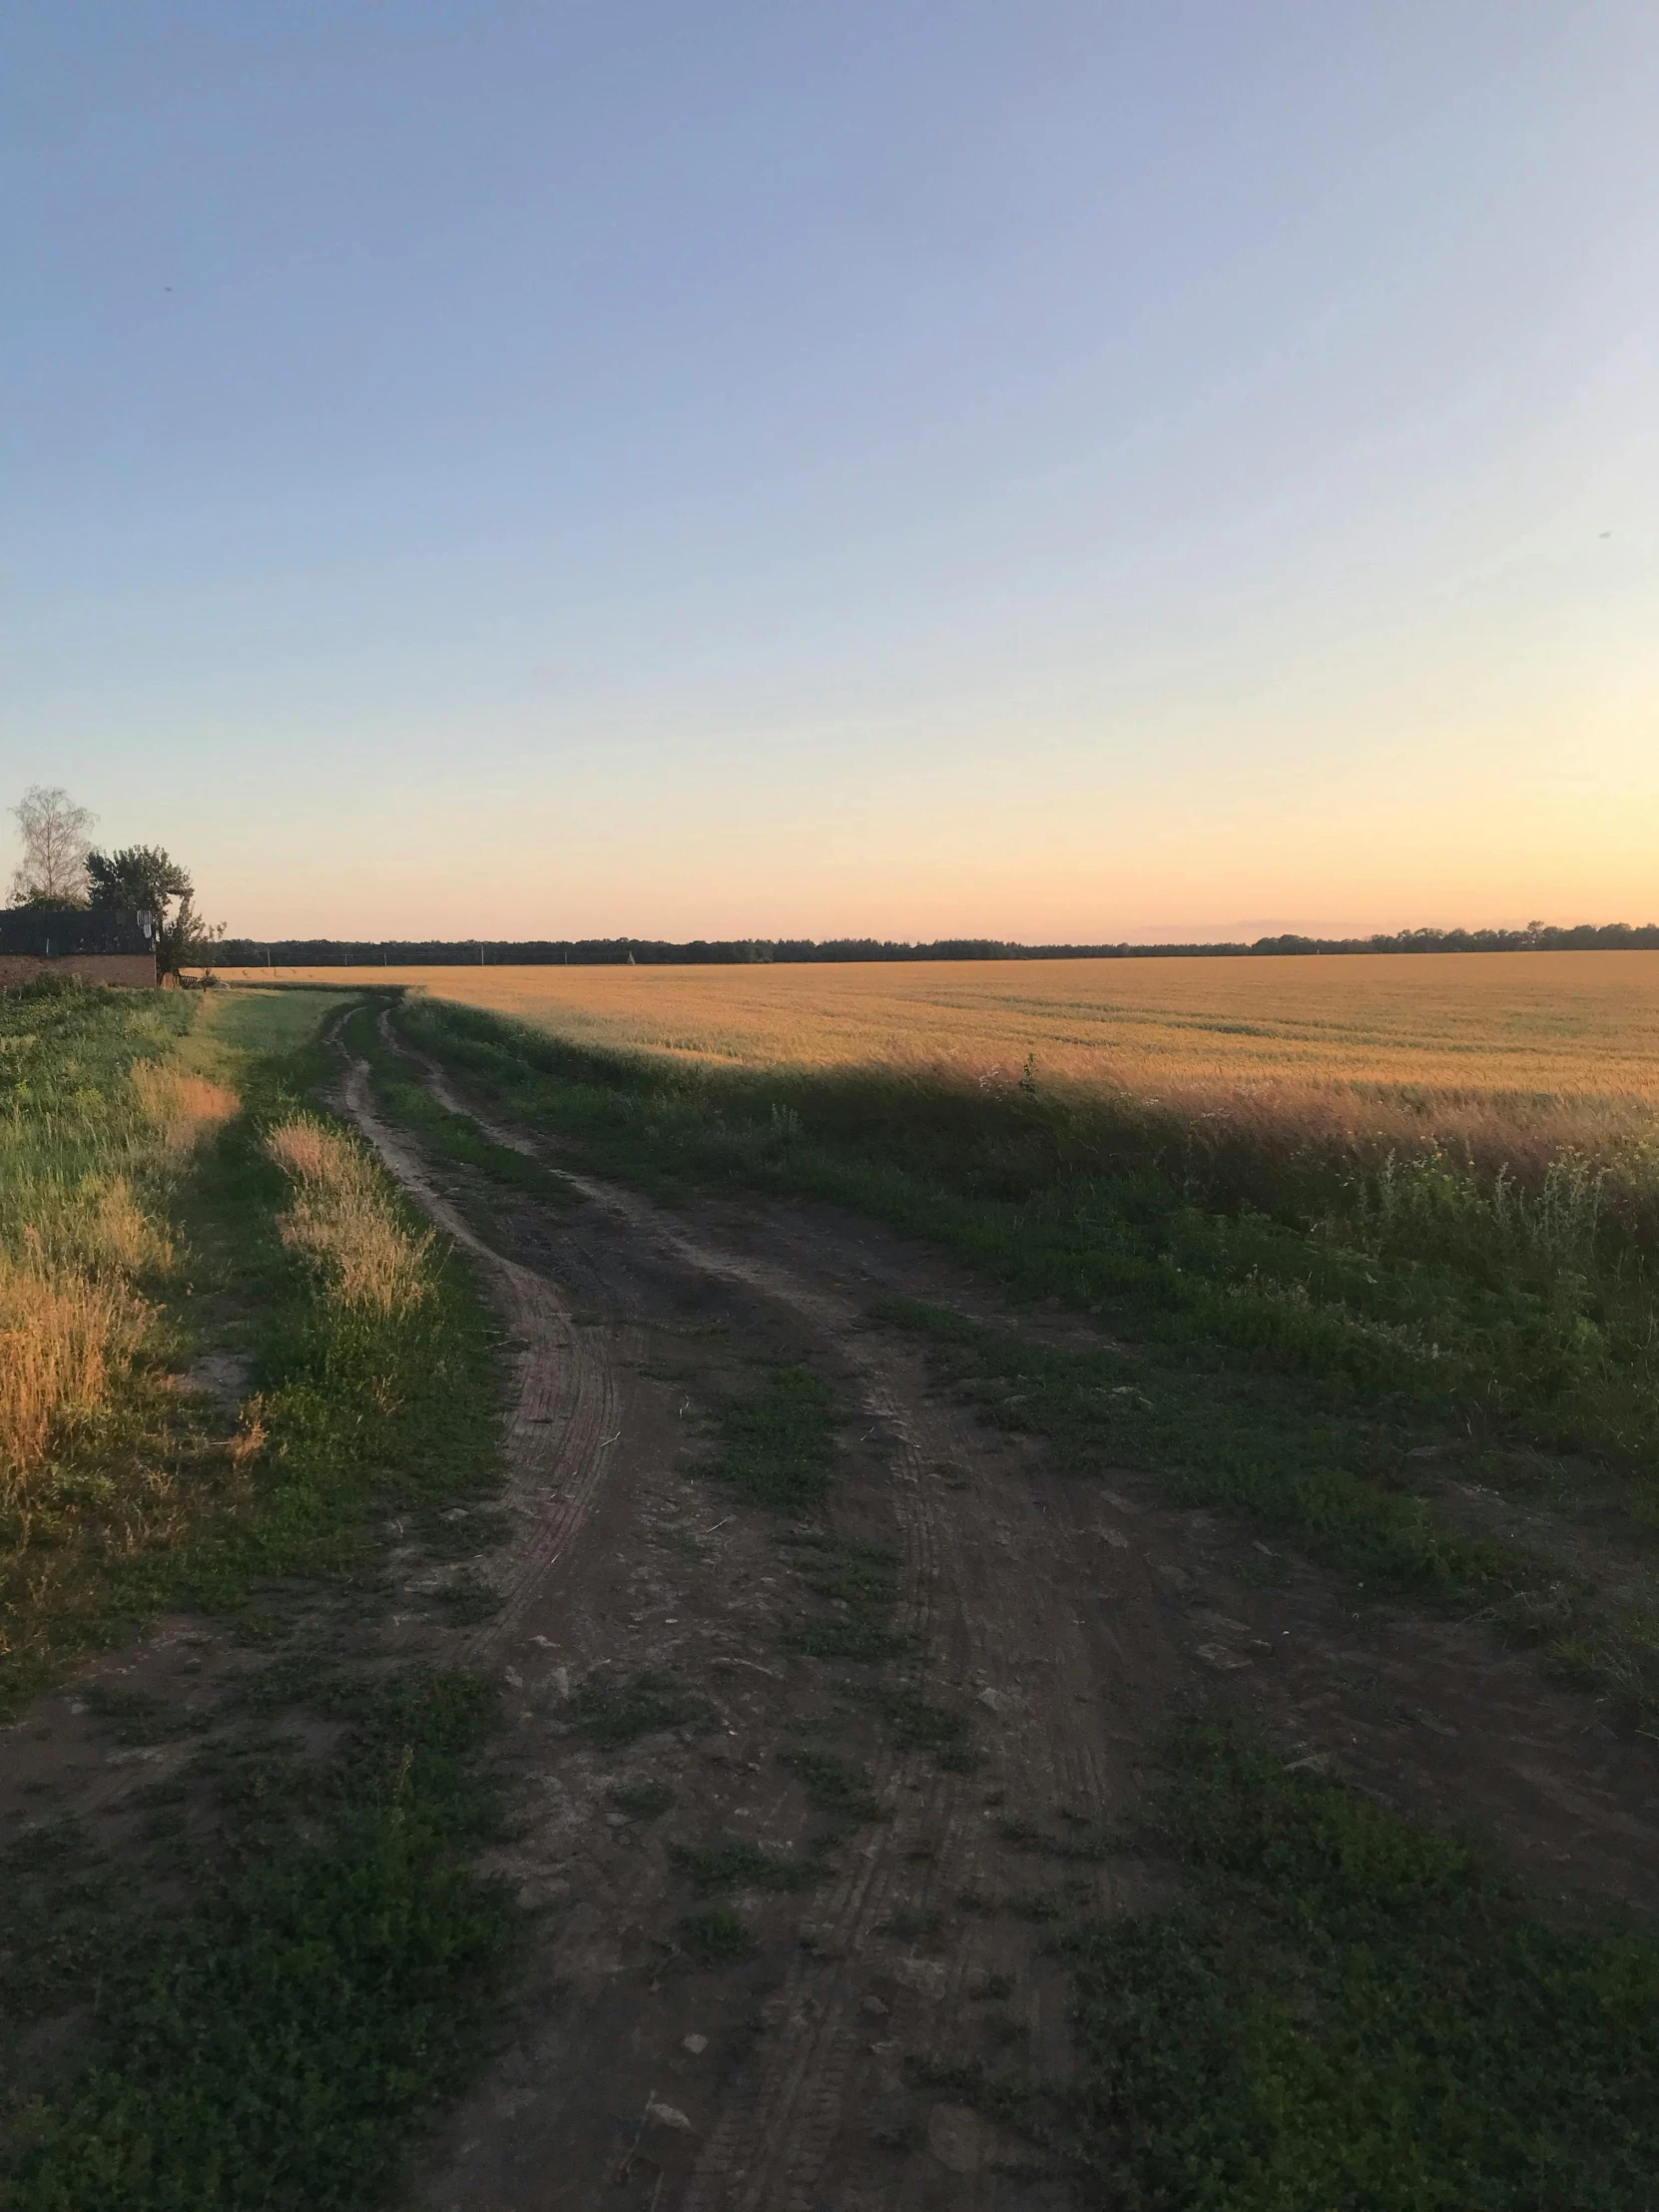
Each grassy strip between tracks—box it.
[387,993,1659,1723]
[1,984,520,2210]
[916,1717,1659,2212]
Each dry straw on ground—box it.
[266,1115,432,1316]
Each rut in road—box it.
[352,1015,1180,2212]
[336,1039,620,1661]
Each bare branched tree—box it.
[9,786,96,906]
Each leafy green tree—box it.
[86,842,222,976]
[86,843,192,917]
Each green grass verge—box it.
[1,1667,518,2212]
[1,986,525,2208]
[1,984,504,1703]
[923,1720,1659,2211]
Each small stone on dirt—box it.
[977,1686,1011,1713]
[1196,1643,1252,1671]
[647,2101,693,2132]
[859,1993,889,2017]
[682,2033,709,2054]
[1097,1526,1131,1549]
[503,1666,524,1690]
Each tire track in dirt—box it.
[335,1046,618,1655]
[385,1020,1178,2210]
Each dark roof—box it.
[0,908,155,957]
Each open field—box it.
[219,949,1659,1091]
[220,952,1659,1179]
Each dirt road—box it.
[322,1018,1659,2212]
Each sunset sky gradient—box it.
[3,3,1655,941]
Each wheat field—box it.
[226,950,1659,1109]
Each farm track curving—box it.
[342,1014,1659,2212]
[339,1045,619,1658]
[362,1017,1177,2211]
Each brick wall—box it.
[0,953,159,989]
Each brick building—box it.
[0,908,159,988]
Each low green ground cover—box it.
[926,1721,1659,2212]
[3,1665,517,2212]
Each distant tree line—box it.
[216,921,1659,968]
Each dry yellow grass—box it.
[131,1061,241,1154]
[225,952,1659,1171]
[0,1056,242,1493]
[0,1257,153,1494]
[267,1116,432,1316]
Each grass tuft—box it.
[610,1780,675,1822]
[267,1115,434,1317]
[563,1671,710,1750]
[846,1682,977,1770]
[779,1746,881,1822]
[677,1906,758,1966]
[671,1835,828,1894]
[700,1366,841,1515]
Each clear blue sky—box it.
[3,3,1654,940]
